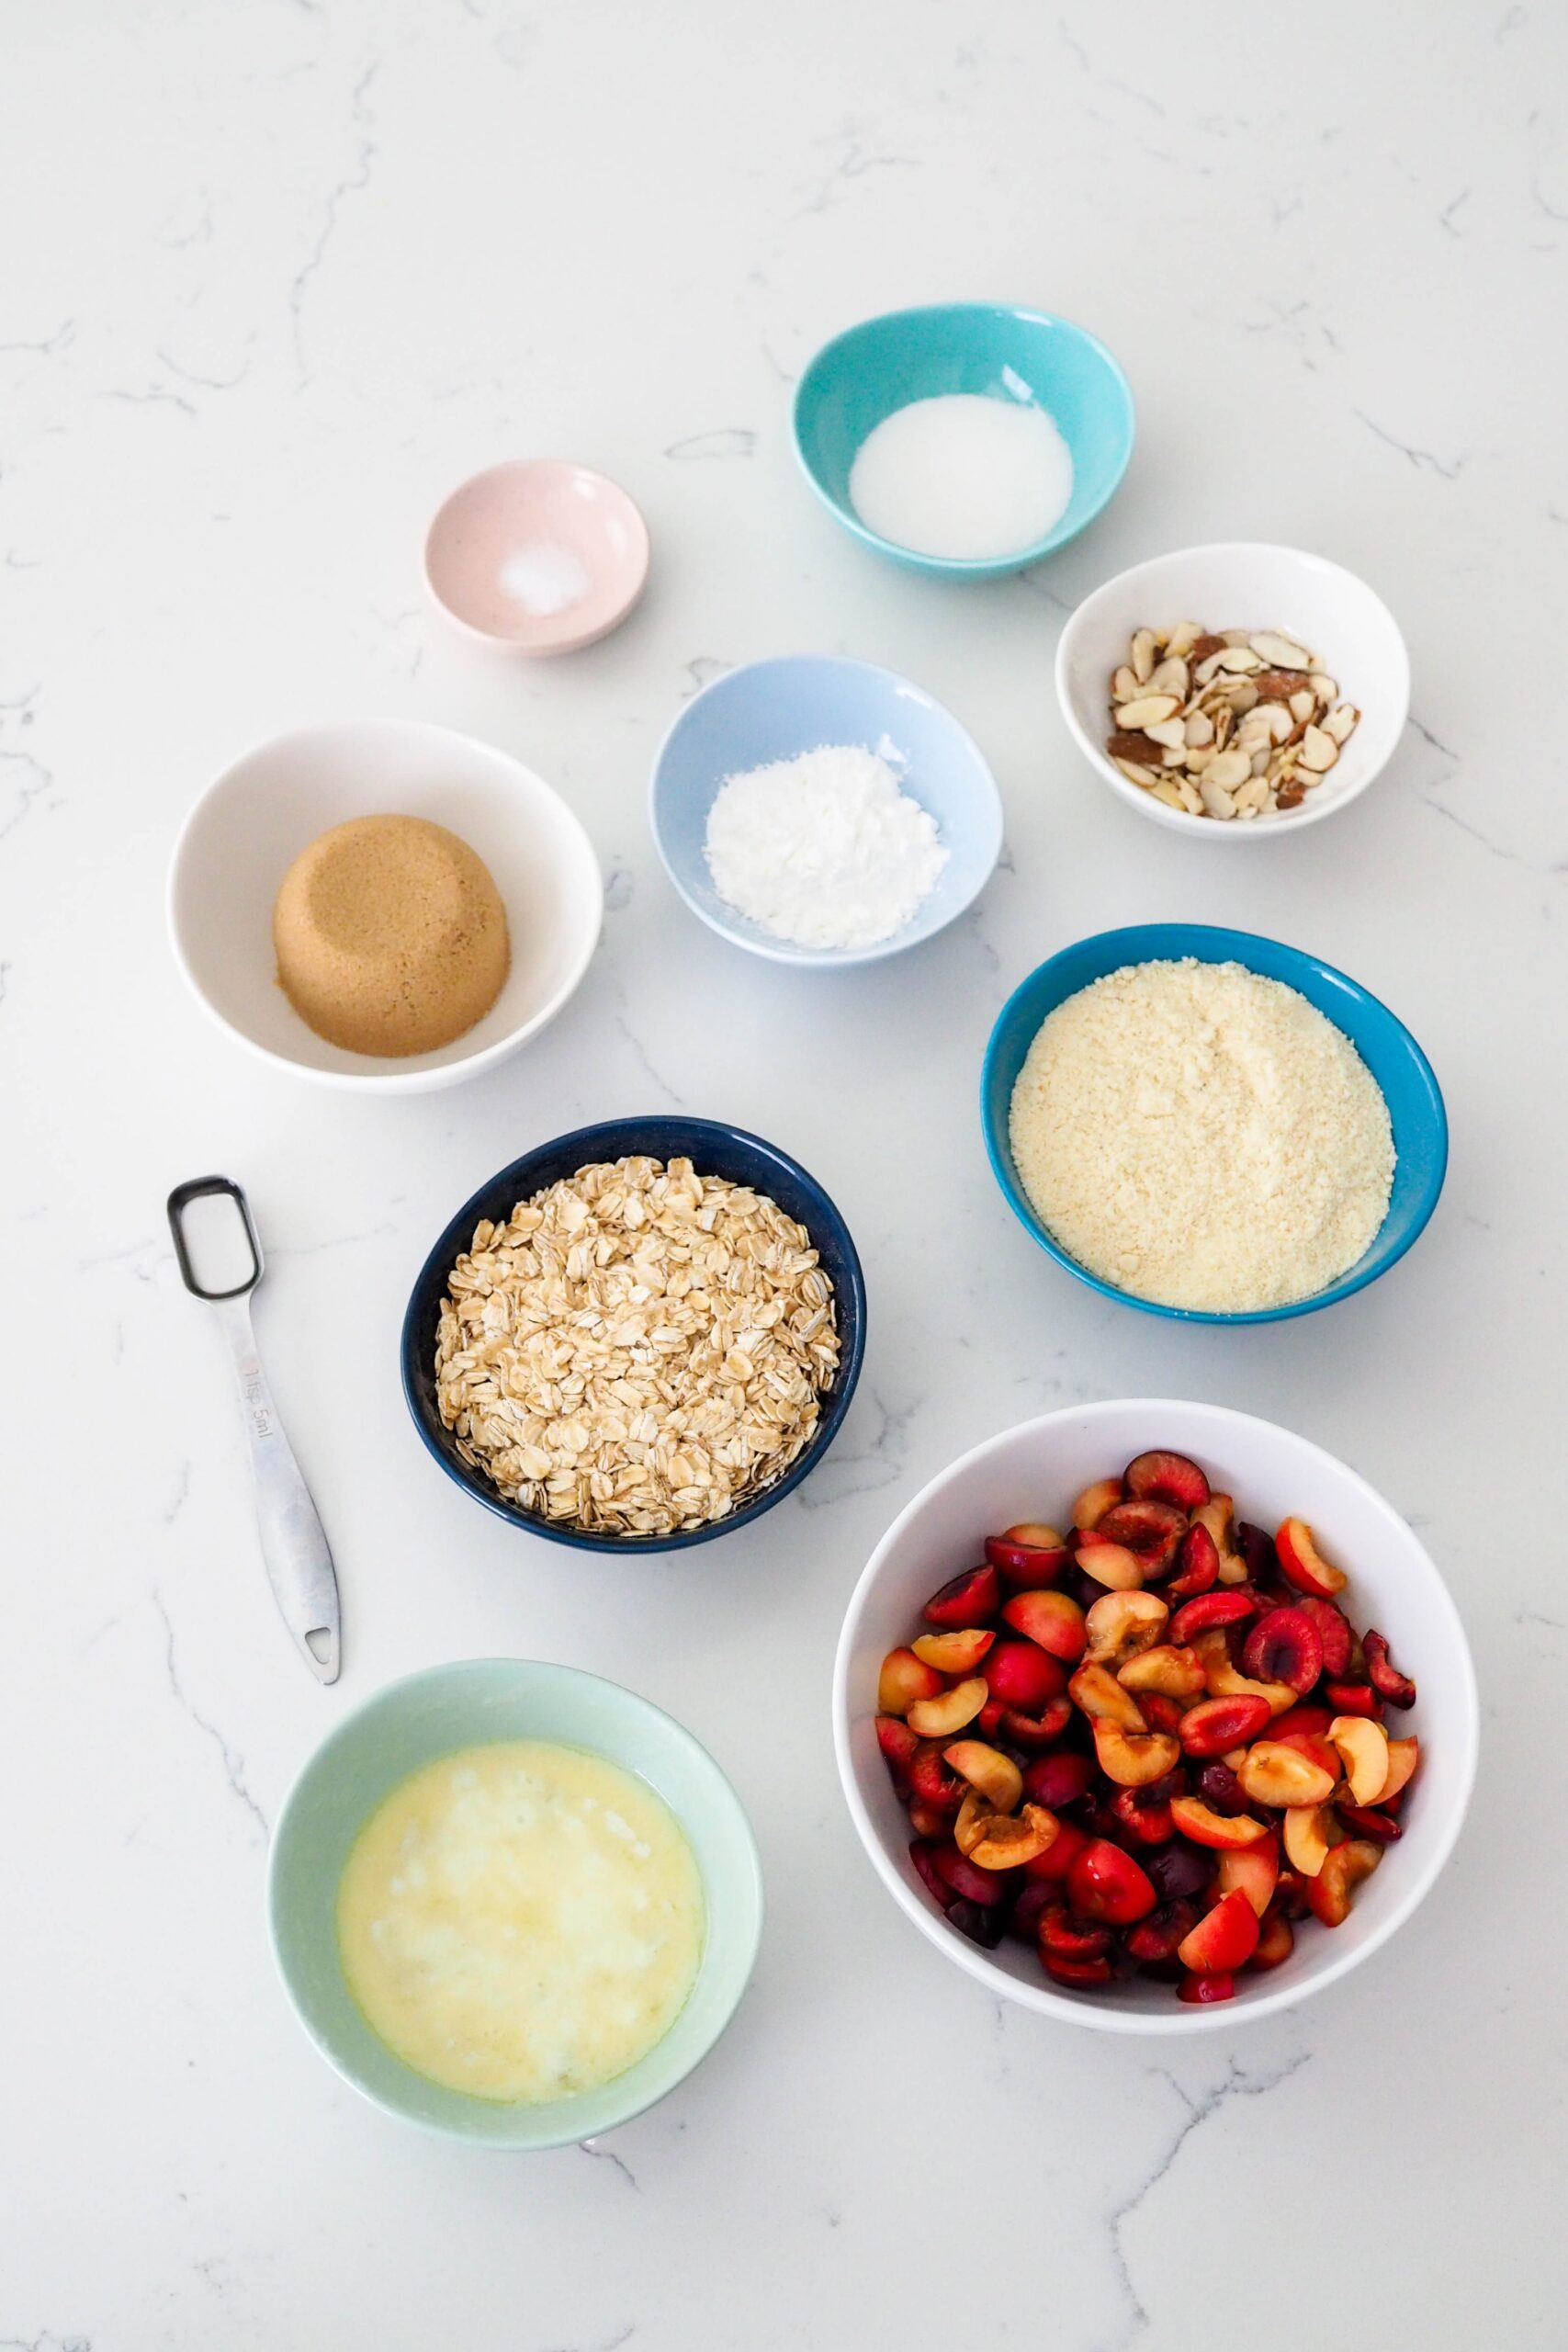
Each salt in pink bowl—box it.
[424,458,649,655]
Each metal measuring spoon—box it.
[166,1176,342,1683]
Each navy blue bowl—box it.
[400,1117,867,1551]
[981,923,1448,1325]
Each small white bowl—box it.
[169,720,603,1091]
[1056,542,1409,840]
[834,1398,1476,2034]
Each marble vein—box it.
[1352,410,1469,479]
[288,63,380,371]
[152,1592,269,1843]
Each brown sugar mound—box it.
[274,814,510,1057]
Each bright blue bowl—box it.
[792,303,1134,579]
[401,1115,867,1549]
[650,654,1003,967]
[980,924,1448,1325]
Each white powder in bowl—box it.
[703,742,948,952]
[499,539,592,617]
[1008,958,1395,1313]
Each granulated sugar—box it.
[1008,958,1395,1312]
[703,743,947,952]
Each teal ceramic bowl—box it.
[792,302,1134,578]
[981,923,1447,1325]
[267,1660,763,2147]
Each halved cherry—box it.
[1043,1952,1112,1987]
[1126,1899,1198,1962]
[1363,1630,1416,1708]
[984,1523,1070,1589]
[1000,1589,1087,1662]
[1178,1969,1236,2004]
[1179,1693,1273,1758]
[907,1799,951,1839]
[931,1842,1008,1906]
[1145,1839,1215,1904]
[1169,1589,1257,1644]
[1372,1735,1419,1807]
[1241,1607,1324,1696]
[1178,1888,1259,1973]
[1217,1829,1279,1917]
[1068,1838,1157,1925]
[910,1626,995,1675]
[1066,1659,1142,1727]
[1092,1722,1181,1787]
[1024,1751,1093,1809]
[1249,1911,1294,1971]
[1307,1838,1382,1927]
[1023,1817,1089,1883]
[1237,1740,1337,1810]
[1136,1692,1186,1736]
[942,1738,1022,1813]
[1329,1715,1390,1805]
[1097,1498,1186,1576]
[1336,1802,1402,1843]
[946,1897,1005,1948]
[1166,1521,1220,1600]
[1009,1879,1054,1942]
[1124,1450,1211,1511]
[1274,1517,1347,1599]
[1267,1702,1333,1743]
[921,1563,1001,1627]
[985,1634,1067,1713]
[1084,1589,1168,1664]
[1296,1595,1353,1678]
[906,1676,988,1739]
[1073,1537,1145,1592]
[1271,1726,1341,1780]
[1195,1760,1247,1815]
[1168,1794,1269,1850]
[965,1804,1058,1871]
[878,1646,946,1716]
[1038,1905,1111,1962]
[1110,1784,1176,1846]
[1118,1642,1207,1699]
[997,1698,1073,1749]
[1234,1520,1278,1584]
[874,1713,920,1791]
[1324,1679,1382,1719]
[1071,1476,1123,1532]
[908,1741,964,1814]
[908,1839,954,1911]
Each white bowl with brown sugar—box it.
[168,720,603,1091]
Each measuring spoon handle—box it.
[217,1297,342,1682]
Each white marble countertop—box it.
[5,2,1562,2345]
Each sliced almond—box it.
[1250,631,1313,670]
[1152,779,1189,811]
[1112,757,1160,788]
[1184,709,1215,748]
[1323,703,1359,744]
[1204,747,1252,791]
[1144,717,1189,749]
[1259,703,1293,742]
[1309,673,1337,703]
[1200,775,1236,819]
[1165,620,1201,659]
[1298,725,1338,773]
[1112,665,1139,702]
[1131,628,1157,684]
[1288,688,1315,724]
[1220,628,1252,648]
[1148,656,1190,700]
[1114,695,1181,729]
[1226,683,1259,713]
[1215,646,1263,674]
[1176,775,1204,815]
[1183,743,1213,772]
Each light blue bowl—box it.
[981,923,1448,1325]
[650,654,1004,966]
[792,303,1134,578]
[267,1659,764,2147]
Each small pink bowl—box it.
[424,458,649,655]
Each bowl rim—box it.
[648,650,1005,967]
[791,300,1135,577]
[265,1656,765,2144]
[831,1397,1480,2035]
[979,922,1448,1325]
[422,456,650,656]
[165,716,604,1092]
[1054,538,1411,840]
[400,1113,869,1549]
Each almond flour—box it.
[1008,959,1395,1312]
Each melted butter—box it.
[337,1740,705,2103]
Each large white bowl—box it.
[1055,542,1409,840]
[833,1399,1476,2034]
[169,719,603,1091]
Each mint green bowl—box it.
[266,1659,763,2148]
